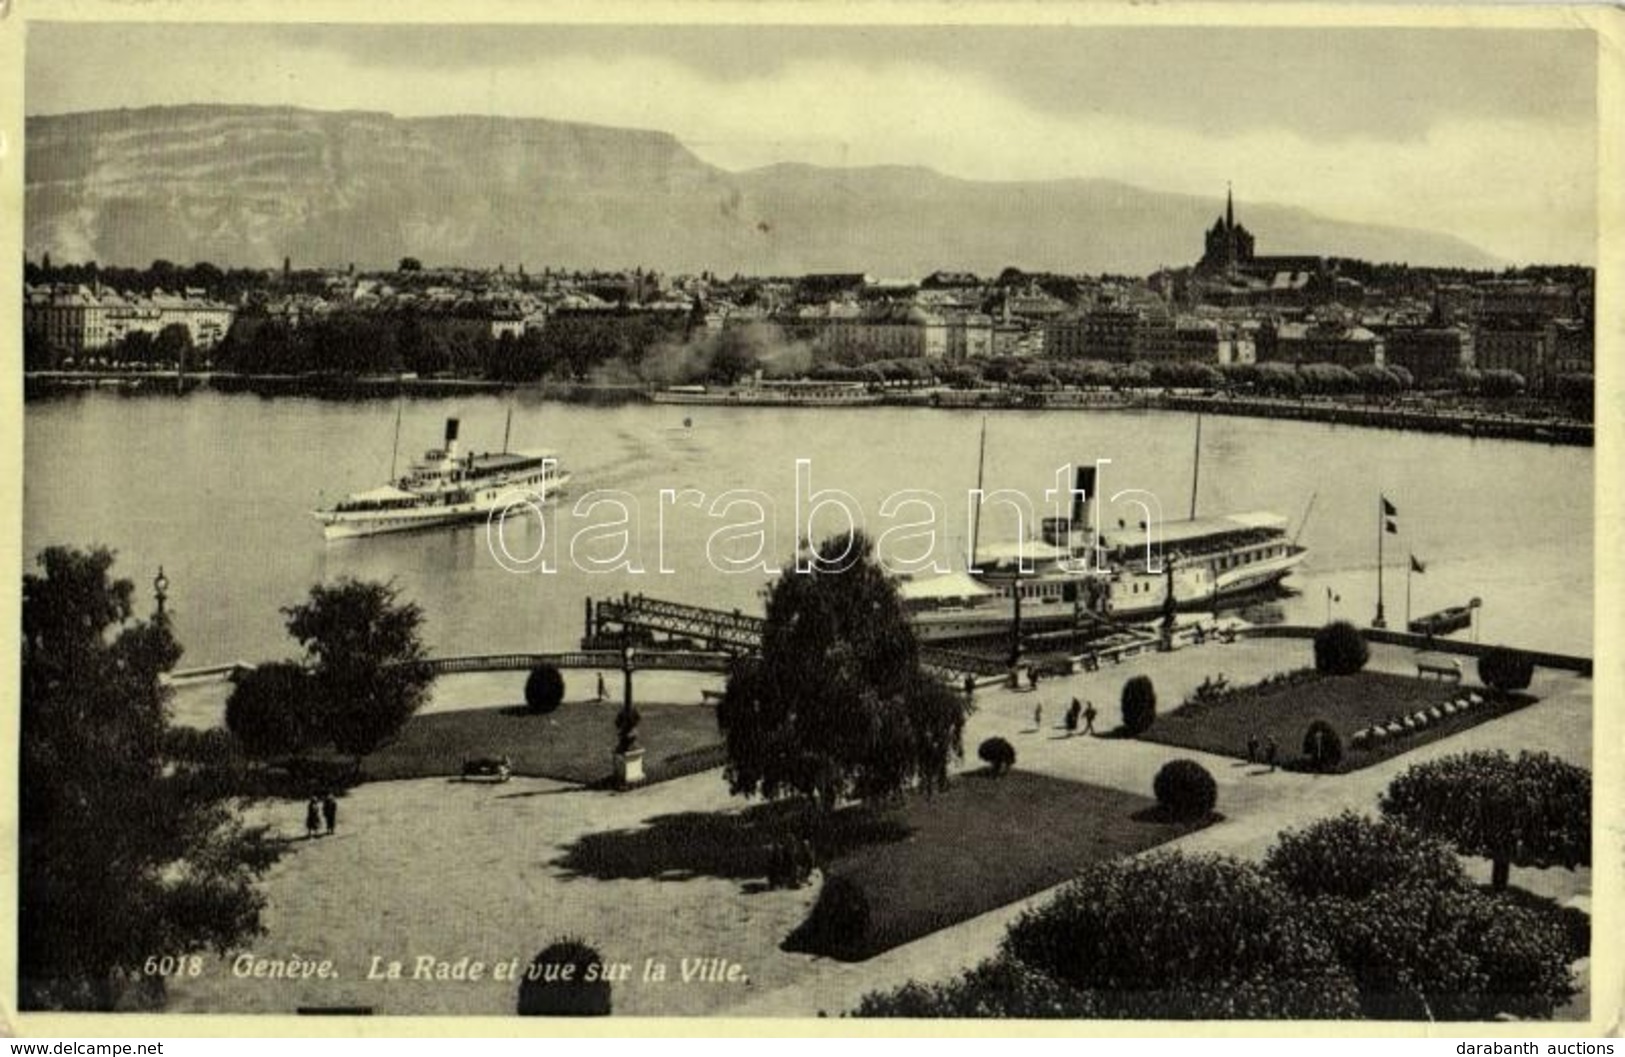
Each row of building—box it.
[24,285,236,356]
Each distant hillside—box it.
[25,105,1500,274]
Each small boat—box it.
[1409,604,1473,637]
[313,417,570,541]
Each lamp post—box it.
[614,640,645,787]
[153,566,170,619]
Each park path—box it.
[722,636,1594,1017]
[163,635,1594,1019]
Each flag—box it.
[1386,521,1398,534]
[1382,496,1398,517]
[1325,587,1340,602]
[1410,554,1427,574]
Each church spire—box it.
[1226,182,1234,230]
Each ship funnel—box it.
[1073,465,1096,532]
[444,418,461,461]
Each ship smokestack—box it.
[1073,465,1096,535]
[444,418,460,461]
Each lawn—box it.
[358,700,725,785]
[1140,670,1536,773]
[783,770,1209,962]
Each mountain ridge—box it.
[24,104,1501,275]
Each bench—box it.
[1416,658,1463,682]
[461,756,512,782]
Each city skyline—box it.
[25,21,1599,267]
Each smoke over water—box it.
[631,322,816,386]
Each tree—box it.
[1000,852,1359,1019]
[224,662,317,759]
[716,531,971,816]
[1479,647,1534,691]
[399,256,424,272]
[282,578,435,767]
[1265,812,1577,1019]
[20,547,276,1009]
[1380,750,1591,890]
[153,323,194,367]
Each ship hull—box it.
[316,477,570,541]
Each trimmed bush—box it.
[524,664,566,714]
[784,874,871,958]
[1479,647,1534,692]
[1120,674,1157,735]
[978,737,1016,776]
[1313,620,1369,675]
[516,938,612,1016]
[1152,759,1218,820]
[853,954,1098,1018]
[1001,852,1359,1019]
[1301,720,1343,770]
[225,661,316,758]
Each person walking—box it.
[304,796,321,840]
[321,792,338,836]
[1082,700,1097,736]
[1247,733,1260,765]
[1033,701,1043,732]
[1065,698,1081,735]
[596,672,608,702]
[1265,737,1279,773]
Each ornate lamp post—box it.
[153,566,170,620]
[614,641,645,787]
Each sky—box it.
[25,21,1600,265]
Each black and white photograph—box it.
[5,2,1618,1032]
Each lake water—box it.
[23,390,1594,665]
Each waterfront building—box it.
[23,283,236,357]
[1384,326,1474,385]
[1474,323,1550,388]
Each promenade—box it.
[163,637,1592,1018]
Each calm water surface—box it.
[23,391,1594,664]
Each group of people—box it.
[1034,697,1098,736]
[304,793,339,839]
[1246,734,1280,772]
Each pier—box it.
[584,593,1011,683]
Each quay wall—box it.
[1236,623,1592,676]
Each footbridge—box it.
[584,593,1011,682]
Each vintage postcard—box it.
[2,0,1620,1037]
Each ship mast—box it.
[388,398,404,481]
[969,415,988,570]
[502,403,514,454]
[1189,412,1203,520]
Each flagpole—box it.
[1406,558,1412,630]
[1374,495,1386,628]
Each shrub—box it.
[1152,759,1218,820]
[852,954,1098,1018]
[516,938,612,1016]
[1261,812,1577,1019]
[1001,852,1359,1019]
[524,664,566,714]
[225,661,316,758]
[1301,720,1344,771]
[1479,647,1534,692]
[1120,674,1157,734]
[1313,620,1369,675]
[978,737,1016,776]
[784,874,871,959]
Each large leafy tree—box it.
[1380,750,1590,890]
[282,578,434,767]
[20,547,276,1010]
[1265,812,1576,1019]
[717,531,970,815]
